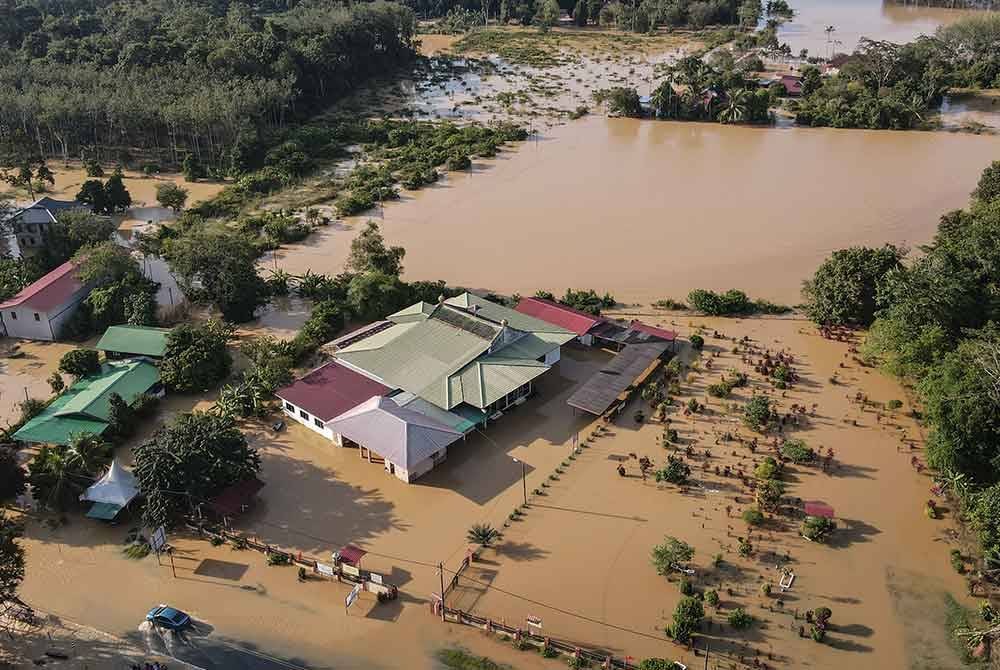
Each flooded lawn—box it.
[273,115,1000,305]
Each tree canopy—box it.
[801,245,904,327]
[160,320,234,393]
[134,412,261,528]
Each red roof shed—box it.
[276,360,390,422]
[514,297,604,337]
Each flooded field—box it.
[773,0,990,56]
[273,115,1000,305]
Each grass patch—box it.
[944,593,988,667]
[437,647,512,670]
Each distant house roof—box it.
[335,294,571,411]
[780,74,803,95]
[326,396,463,470]
[276,360,390,423]
[567,341,670,416]
[0,261,84,312]
[514,297,604,337]
[8,197,84,225]
[14,360,161,445]
[96,325,173,358]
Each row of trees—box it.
[795,15,1000,130]
[0,0,417,174]
[801,161,1000,568]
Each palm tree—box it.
[467,523,500,547]
[719,89,750,124]
[66,433,111,476]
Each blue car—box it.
[146,605,191,631]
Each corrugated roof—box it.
[0,261,84,312]
[628,320,677,342]
[452,356,550,409]
[387,302,436,323]
[96,325,173,358]
[446,293,577,336]
[337,308,491,409]
[336,296,568,411]
[514,297,604,337]
[276,360,390,422]
[567,342,670,416]
[390,392,477,433]
[326,396,463,470]
[14,360,160,444]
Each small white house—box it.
[0,261,91,341]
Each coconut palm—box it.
[719,89,751,124]
[66,433,111,476]
[467,523,500,547]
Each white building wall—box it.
[543,347,561,365]
[1,307,55,340]
[280,401,342,445]
[387,447,447,483]
[579,334,594,346]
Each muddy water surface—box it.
[774,0,990,57]
[275,115,1000,305]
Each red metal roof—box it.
[338,544,367,566]
[514,297,603,337]
[805,501,835,518]
[0,261,83,312]
[629,320,677,342]
[275,360,390,422]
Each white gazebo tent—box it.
[327,396,463,483]
[80,458,139,519]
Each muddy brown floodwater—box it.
[274,115,1000,305]
[772,0,991,57]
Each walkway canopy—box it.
[326,396,463,469]
[567,341,670,416]
[80,458,139,518]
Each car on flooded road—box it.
[145,605,191,631]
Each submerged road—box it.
[135,620,315,670]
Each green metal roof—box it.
[96,325,173,358]
[387,302,436,324]
[445,293,576,336]
[14,360,160,445]
[337,295,570,411]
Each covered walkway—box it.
[566,341,670,416]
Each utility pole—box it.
[438,562,446,622]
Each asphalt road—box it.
[134,620,314,670]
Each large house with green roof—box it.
[277,292,575,482]
[14,360,163,446]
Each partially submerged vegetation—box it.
[687,289,790,316]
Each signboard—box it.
[370,573,383,585]
[345,583,362,609]
[526,615,542,630]
[342,563,361,577]
[316,563,335,577]
[150,526,167,554]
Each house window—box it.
[9,312,15,320]
[313,418,323,429]
[299,409,309,420]
[284,401,294,411]
[33,313,40,321]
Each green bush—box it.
[754,457,779,480]
[743,395,774,432]
[689,334,704,350]
[742,507,765,526]
[678,578,694,596]
[801,516,836,542]
[780,439,815,463]
[728,608,753,629]
[704,589,720,607]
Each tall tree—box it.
[346,221,405,276]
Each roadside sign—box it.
[316,563,335,577]
[345,583,362,610]
[370,573,383,585]
[150,526,167,554]
[526,615,542,629]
